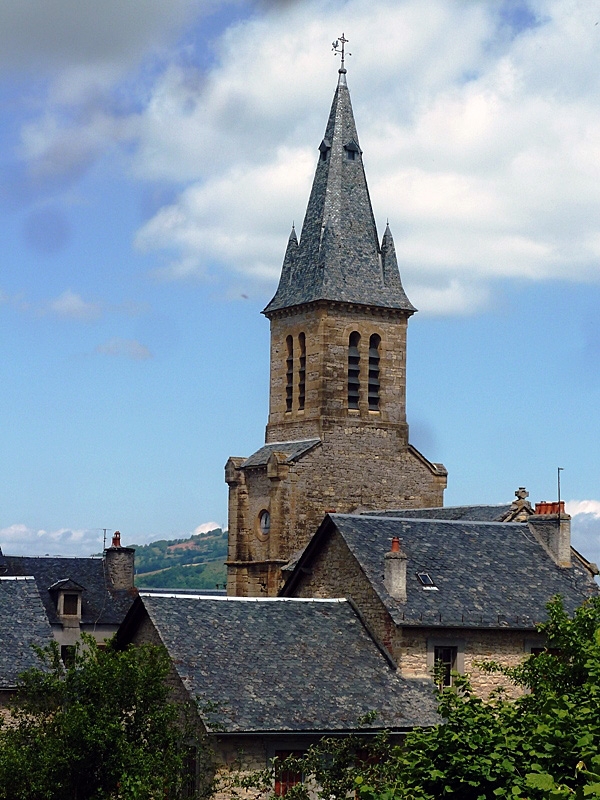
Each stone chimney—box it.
[384,537,408,602]
[527,502,571,568]
[104,531,135,590]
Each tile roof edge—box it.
[330,513,526,527]
[140,593,347,603]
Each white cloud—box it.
[50,290,102,321]
[11,0,600,314]
[0,523,104,557]
[131,0,600,312]
[193,521,223,535]
[567,500,600,572]
[0,0,206,76]
[566,500,600,518]
[95,338,153,360]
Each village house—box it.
[0,531,136,665]
[116,592,439,797]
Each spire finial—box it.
[332,33,351,74]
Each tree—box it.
[0,635,212,800]
[237,597,600,800]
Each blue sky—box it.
[1,0,599,564]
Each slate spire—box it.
[264,68,415,315]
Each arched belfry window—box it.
[286,336,293,412]
[298,333,306,411]
[368,334,381,410]
[348,332,361,409]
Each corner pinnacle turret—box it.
[264,63,415,316]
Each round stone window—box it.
[257,509,271,539]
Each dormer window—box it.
[344,140,361,161]
[319,139,331,161]
[49,578,85,622]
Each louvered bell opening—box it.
[369,347,380,359]
[349,345,360,358]
[368,377,380,389]
[348,374,360,387]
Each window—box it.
[259,510,271,536]
[434,645,458,688]
[61,645,76,668]
[368,334,381,410]
[285,336,293,412]
[181,745,198,799]
[347,149,356,160]
[274,751,303,797]
[416,572,438,590]
[298,333,306,411]
[348,332,360,409]
[427,639,464,687]
[63,593,79,616]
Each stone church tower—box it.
[225,64,447,597]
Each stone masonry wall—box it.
[266,304,410,441]
[291,529,541,698]
[227,430,445,595]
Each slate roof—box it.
[284,514,599,629]
[242,438,321,469]
[264,71,414,315]
[363,505,514,522]
[120,595,438,733]
[3,555,134,626]
[0,577,54,689]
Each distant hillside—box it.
[130,528,227,590]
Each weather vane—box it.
[332,33,351,71]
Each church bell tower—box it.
[225,57,447,597]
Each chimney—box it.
[527,502,571,567]
[384,537,408,602]
[104,531,135,590]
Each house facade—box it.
[0,532,136,664]
[117,592,438,798]
[281,498,599,696]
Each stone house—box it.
[280,499,599,696]
[116,592,438,798]
[0,532,136,665]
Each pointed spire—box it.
[274,225,299,298]
[381,223,415,310]
[264,70,414,316]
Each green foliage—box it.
[0,635,212,800]
[238,596,600,800]
[131,528,227,588]
[136,560,227,590]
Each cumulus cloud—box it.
[10,0,600,314]
[130,0,600,312]
[95,337,153,360]
[49,290,102,321]
[0,0,205,75]
[0,523,104,557]
[193,521,223,535]
[567,500,600,572]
